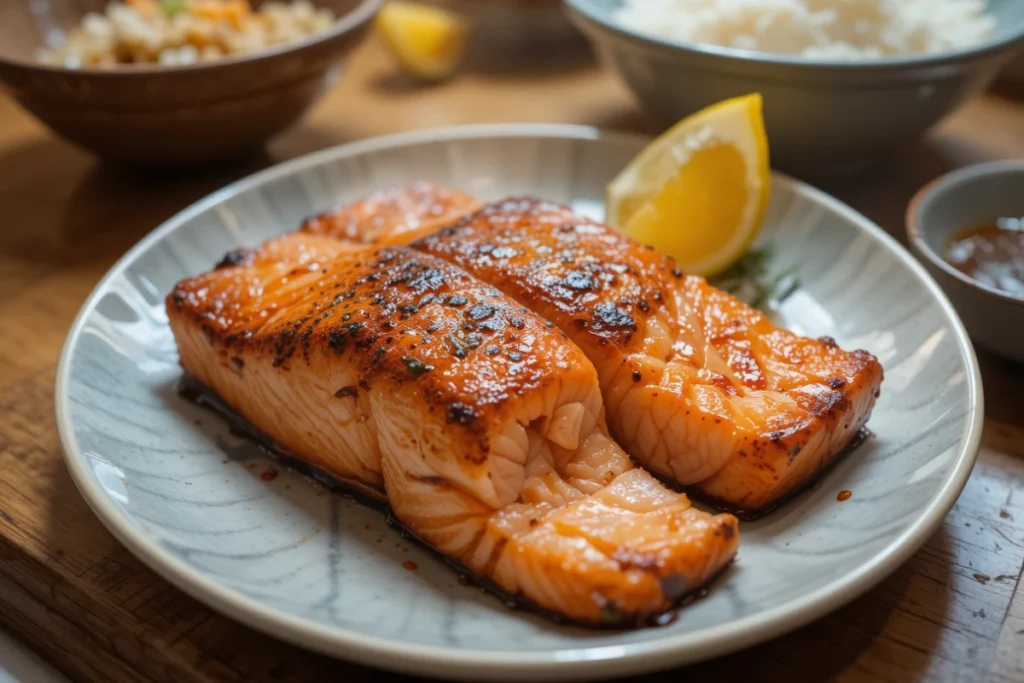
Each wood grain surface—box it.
[1,37,1023,683]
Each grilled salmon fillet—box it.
[167,233,738,625]
[304,188,884,514]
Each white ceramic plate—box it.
[55,125,983,681]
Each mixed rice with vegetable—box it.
[36,0,337,68]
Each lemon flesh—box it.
[607,94,770,277]
[376,2,469,81]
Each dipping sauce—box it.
[944,217,1024,299]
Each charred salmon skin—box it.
[167,233,738,625]
[304,189,884,515]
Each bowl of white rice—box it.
[564,0,1024,174]
[0,0,380,167]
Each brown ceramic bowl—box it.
[0,0,380,167]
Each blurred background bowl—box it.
[0,0,380,168]
[565,0,1024,176]
[426,0,581,52]
[999,50,1024,87]
[907,160,1024,363]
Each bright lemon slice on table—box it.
[606,94,771,278]
[376,2,469,81]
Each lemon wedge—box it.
[376,2,469,81]
[606,94,770,278]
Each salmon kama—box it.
[167,233,738,625]
[303,185,884,514]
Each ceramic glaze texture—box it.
[56,126,982,681]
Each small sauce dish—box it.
[907,160,1024,362]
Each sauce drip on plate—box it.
[944,217,1024,299]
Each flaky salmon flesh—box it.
[167,233,738,625]
[303,185,884,514]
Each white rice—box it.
[36,0,336,68]
[613,0,996,60]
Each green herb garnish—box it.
[711,245,800,311]
[402,357,433,377]
[160,0,187,16]
[599,603,622,625]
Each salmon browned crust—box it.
[301,181,482,246]
[167,233,738,625]
[306,188,884,514]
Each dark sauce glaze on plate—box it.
[178,374,730,629]
[945,217,1024,299]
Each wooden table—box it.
[1,37,1023,683]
